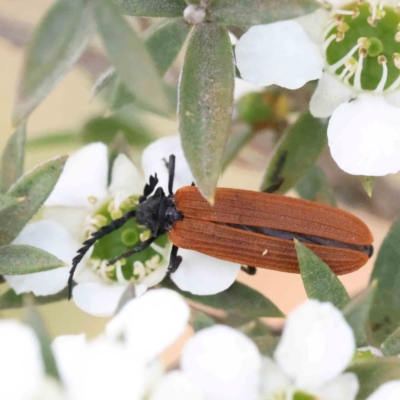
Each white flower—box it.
[367,380,400,400]
[235,0,400,176]
[6,136,240,316]
[153,300,358,400]
[52,289,190,400]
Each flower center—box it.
[85,196,169,284]
[324,1,400,92]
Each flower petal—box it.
[259,357,292,397]
[150,371,204,400]
[106,289,190,363]
[73,282,128,317]
[234,78,262,100]
[45,143,108,207]
[5,220,79,296]
[295,9,329,44]
[0,320,44,400]
[385,90,400,108]
[181,325,262,400]
[366,381,400,400]
[235,21,323,90]
[274,300,355,388]
[108,154,145,208]
[142,136,194,192]
[171,250,241,295]
[328,95,400,175]
[310,72,354,118]
[314,372,359,400]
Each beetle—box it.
[68,154,373,299]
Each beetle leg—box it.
[68,210,136,300]
[107,237,156,265]
[167,245,182,275]
[241,266,257,275]
[139,174,159,203]
[167,154,176,196]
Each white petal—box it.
[45,143,108,207]
[367,381,400,400]
[140,264,168,288]
[235,21,323,90]
[106,289,189,363]
[259,357,292,397]
[314,373,359,400]
[171,250,241,295]
[310,72,354,118]
[150,371,204,400]
[295,9,329,44]
[385,90,400,108]
[5,220,79,296]
[181,325,262,400]
[0,320,44,400]
[234,78,262,100]
[328,95,400,176]
[73,282,128,317]
[108,154,145,207]
[142,136,194,192]
[274,300,355,388]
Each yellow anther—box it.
[378,55,387,64]
[94,214,108,227]
[393,53,400,69]
[358,47,368,58]
[111,210,123,219]
[352,7,360,18]
[87,196,98,205]
[396,32,400,42]
[336,32,345,41]
[367,16,378,26]
[358,37,370,48]
[338,22,350,33]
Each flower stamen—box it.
[375,55,388,92]
[329,40,366,72]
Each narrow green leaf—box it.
[179,23,234,201]
[369,216,400,345]
[0,195,20,213]
[0,288,68,310]
[342,282,377,347]
[93,0,172,116]
[295,240,350,309]
[361,176,375,198]
[382,326,400,356]
[191,311,216,332]
[27,132,79,149]
[347,357,400,400]
[0,156,67,246]
[162,280,284,318]
[253,335,280,357]
[296,165,337,206]
[222,129,255,172]
[144,18,191,76]
[209,0,319,25]
[115,0,186,17]
[26,305,60,380]
[13,0,93,125]
[1,124,26,193]
[261,112,327,193]
[0,244,66,275]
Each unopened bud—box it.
[184,4,206,25]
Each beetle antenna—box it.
[139,173,159,203]
[167,154,176,196]
[68,209,136,300]
[107,237,156,265]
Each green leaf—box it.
[253,334,280,357]
[179,23,234,202]
[347,357,400,400]
[27,132,79,149]
[296,165,337,206]
[115,0,186,17]
[0,288,68,310]
[369,216,400,345]
[295,240,350,309]
[361,176,375,198]
[144,18,192,76]
[162,280,284,318]
[13,0,93,125]
[191,310,216,332]
[342,282,377,348]
[0,244,66,275]
[222,129,255,172]
[0,156,67,246]
[1,124,26,193]
[382,326,400,356]
[93,0,173,116]
[261,112,327,193]
[26,305,60,380]
[209,0,319,25]
[0,195,20,213]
